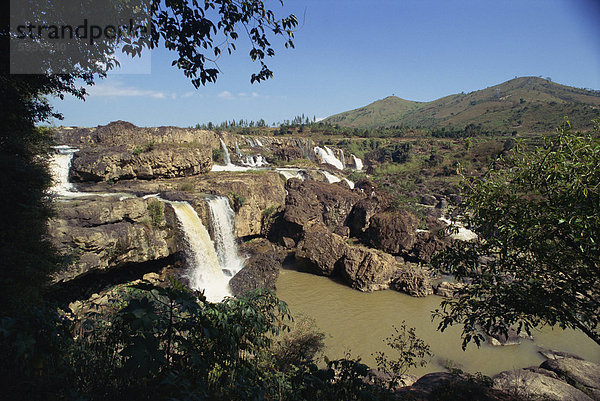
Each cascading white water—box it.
[171,201,233,302]
[235,141,242,156]
[206,196,245,277]
[50,145,79,196]
[314,146,344,170]
[255,138,264,147]
[439,217,478,241]
[241,155,269,167]
[338,149,346,168]
[352,154,363,171]
[320,170,355,189]
[277,168,305,181]
[219,138,231,165]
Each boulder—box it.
[411,231,449,263]
[420,194,438,206]
[494,368,593,401]
[340,246,398,292]
[281,178,365,233]
[434,281,466,298]
[295,224,348,276]
[295,224,411,293]
[485,327,533,346]
[540,358,600,400]
[229,253,280,297]
[347,198,380,237]
[391,266,433,297]
[365,211,418,254]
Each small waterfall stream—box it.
[351,154,363,171]
[206,196,245,277]
[219,138,232,165]
[171,201,233,302]
[50,146,79,196]
[314,146,345,170]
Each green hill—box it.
[325,77,600,133]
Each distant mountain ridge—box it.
[324,77,600,132]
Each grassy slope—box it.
[324,77,600,132]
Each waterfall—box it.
[242,155,269,167]
[320,170,355,189]
[219,138,231,165]
[50,145,79,196]
[255,138,264,147]
[351,154,363,171]
[321,170,341,184]
[338,149,346,168]
[277,168,305,181]
[171,201,233,302]
[235,141,242,156]
[314,146,344,170]
[206,196,245,277]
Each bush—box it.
[147,199,164,227]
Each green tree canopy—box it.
[434,119,600,347]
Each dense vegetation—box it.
[434,119,600,347]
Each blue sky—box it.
[50,0,600,127]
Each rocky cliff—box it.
[49,196,179,282]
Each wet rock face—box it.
[49,197,179,282]
[364,211,418,254]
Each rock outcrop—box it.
[295,224,429,294]
[229,239,288,297]
[55,120,219,148]
[49,197,179,282]
[340,246,399,292]
[391,267,434,297]
[540,358,600,400]
[77,171,287,239]
[364,210,418,254]
[70,147,212,181]
[295,224,348,276]
[271,178,365,244]
[494,368,594,401]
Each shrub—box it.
[147,199,164,227]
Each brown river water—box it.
[276,267,600,376]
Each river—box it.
[276,266,600,376]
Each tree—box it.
[434,119,600,347]
[0,0,297,314]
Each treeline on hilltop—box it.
[193,113,517,139]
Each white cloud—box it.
[219,91,261,100]
[218,90,235,99]
[88,81,173,99]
